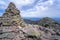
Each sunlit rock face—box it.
[0,2,24,26]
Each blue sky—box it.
[0,0,60,18]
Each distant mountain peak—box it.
[40,17,54,21]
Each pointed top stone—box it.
[3,2,20,17]
[8,2,16,8]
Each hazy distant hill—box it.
[37,17,60,28]
[24,17,60,30]
[23,17,60,22]
[23,17,60,24]
[23,19,38,24]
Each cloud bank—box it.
[0,0,60,18]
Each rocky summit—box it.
[0,2,60,40]
[38,17,60,32]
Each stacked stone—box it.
[1,2,25,26]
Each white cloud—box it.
[35,0,55,10]
[0,0,35,9]
[9,0,35,8]
[10,0,34,5]
[0,0,60,18]
[21,0,56,18]
[0,0,6,9]
[0,0,6,5]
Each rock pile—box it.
[0,2,25,26]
